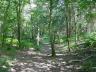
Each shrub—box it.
[84,32,96,48]
[81,56,96,72]
[0,56,11,72]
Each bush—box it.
[84,32,96,48]
[81,56,96,72]
[0,56,11,72]
[20,40,32,49]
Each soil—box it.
[10,44,83,72]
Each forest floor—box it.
[9,43,84,72]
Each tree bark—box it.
[49,0,56,57]
[16,0,21,48]
[64,1,71,52]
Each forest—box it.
[0,0,96,72]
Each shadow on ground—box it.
[10,44,82,72]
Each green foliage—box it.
[20,40,32,49]
[82,61,93,72]
[85,13,96,22]
[78,0,94,10]
[84,32,96,48]
[0,47,17,56]
[34,44,42,51]
[42,35,50,43]
[32,40,42,51]
[0,56,11,72]
[81,56,96,72]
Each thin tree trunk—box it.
[49,0,56,57]
[64,1,71,52]
[16,0,21,48]
[73,4,77,46]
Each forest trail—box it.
[10,44,82,72]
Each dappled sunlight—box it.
[66,65,74,69]
[9,44,83,72]
[21,68,36,72]
[0,0,96,72]
[0,43,85,72]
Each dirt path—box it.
[10,44,82,72]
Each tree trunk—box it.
[16,0,21,48]
[64,1,71,52]
[49,0,56,57]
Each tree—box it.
[16,0,22,48]
[49,0,56,57]
[1,0,10,47]
[64,0,71,52]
